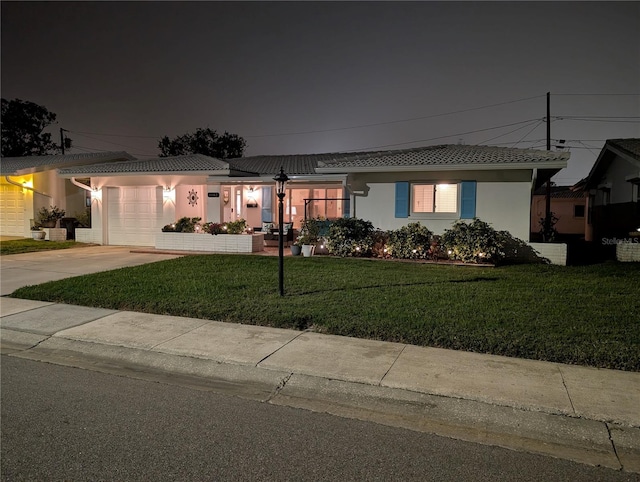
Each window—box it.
[412,183,458,213]
[574,204,585,218]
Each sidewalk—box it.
[1,296,639,473]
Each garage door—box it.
[107,187,162,246]
[0,184,26,236]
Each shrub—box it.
[74,207,91,228]
[326,217,375,257]
[225,218,247,234]
[386,222,435,260]
[36,205,66,227]
[371,230,389,258]
[297,217,323,246]
[162,217,201,233]
[203,222,225,235]
[441,218,506,264]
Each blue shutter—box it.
[460,181,477,219]
[261,186,272,222]
[343,188,350,217]
[395,182,409,218]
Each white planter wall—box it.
[156,233,264,253]
[75,228,103,244]
[528,242,567,266]
[617,243,640,262]
[42,228,67,242]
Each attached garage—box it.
[0,184,26,236]
[107,186,163,246]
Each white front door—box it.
[107,186,162,246]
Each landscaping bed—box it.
[10,255,640,371]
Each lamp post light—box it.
[273,167,289,296]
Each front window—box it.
[412,183,458,214]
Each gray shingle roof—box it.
[608,139,640,160]
[57,154,230,176]
[316,144,569,171]
[0,151,135,176]
[229,153,367,176]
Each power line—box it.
[345,118,543,152]
[552,93,640,96]
[477,119,542,145]
[71,132,158,155]
[71,144,156,158]
[69,130,160,139]
[245,95,546,138]
[509,120,545,148]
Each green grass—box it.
[0,239,88,255]
[10,255,640,371]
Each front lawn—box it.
[0,239,87,255]
[10,255,640,371]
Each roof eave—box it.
[316,161,568,174]
[58,169,232,178]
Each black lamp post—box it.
[273,167,289,296]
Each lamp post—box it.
[273,167,289,296]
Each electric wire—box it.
[345,118,543,152]
[244,95,546,138]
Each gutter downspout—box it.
[5,176,52,200]
[70,177,93,192]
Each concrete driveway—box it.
[1,246,182,296]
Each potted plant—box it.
[36,205,66,228]
[298,218,321,257]
[31,225,45,240]
[290,239,302,256]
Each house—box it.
[0,151,135,237]
[530,185,586,241]
[583,138,640,243]
[2,144,569,249]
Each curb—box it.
[3,331,639,473]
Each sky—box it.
[1,1,639,184]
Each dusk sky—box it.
[2,1,638,184]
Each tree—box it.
[158,127,246,159]
[1,98,61,157]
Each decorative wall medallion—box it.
[187,189,199,206]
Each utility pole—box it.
[60,128,66,155]
[544,92,552,241]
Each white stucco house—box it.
[1,144,569,249]
[57,144,568,247]
[0,151,135,237]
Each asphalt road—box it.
[2,356,638,482]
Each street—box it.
[1,356,637,482]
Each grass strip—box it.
[10,255,640,371]
[0,239,88,255]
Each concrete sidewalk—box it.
[1,296,639,473]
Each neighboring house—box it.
[530,185,586,240]
[0,152,135,237]
[583,139,640,242]
[51,144,567,247]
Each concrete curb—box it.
[4,331,639,473]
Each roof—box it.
[229,153,351,176]
[533,186,585,199]
[608,139,640,159]
[1,151,135,176]
[57,154,231,176]
[584,138,640,189]
[315,144,569,172]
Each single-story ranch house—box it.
[1,144,568,250]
